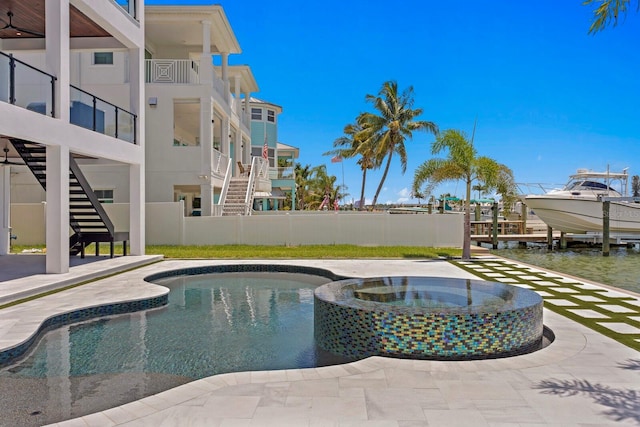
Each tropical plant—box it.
[306,164,343,210]
[324,113,378,210]
[359,81,438,209]
[412,129,517,259]
[583,0,639,33]
[294,163,312,210]
[632,175,640,197]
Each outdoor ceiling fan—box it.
[0,11,45,37]
[1,146,23,166]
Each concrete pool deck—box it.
[0,257,639,426]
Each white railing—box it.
[212,74,227,100]
[212,149,229,176]
[216,158,233,216]
[145,59,199,84]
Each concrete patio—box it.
[0,257,638,426]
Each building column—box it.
[129,163,145,255]
[46,145,69,274]
[129,44,145,255]
[0,166,10,255]
[233,75,241,115]
[243,91,250,124]
[199,20,212,85]
[222,117,230,156]
[221,52,230,103]
[46,0,70,122]
[200,97,213,216]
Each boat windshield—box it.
[566,180,611,191]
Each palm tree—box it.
[294,163,311,210]
[632,175,640,197]
[325,114,378,210]
[584,0,639,33]
[359,81,438,209]
[413,129,517,260]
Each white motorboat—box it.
[524,168,640,234]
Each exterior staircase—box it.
[222,177,252,216]
[10,139,128,257]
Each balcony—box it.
[0,52,56,117]
[115,0,138,20]
[145,59,199,84]
[1,51,137,144]
[70,86,137,144]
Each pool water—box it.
[0,271,353,426]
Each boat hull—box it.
[525,196,640,234]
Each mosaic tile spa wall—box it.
[314,277,544,360]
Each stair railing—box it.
[68,155,115,236]
[244,157,261,215]
[216,158,233,216]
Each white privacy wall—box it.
[10,203,464,248]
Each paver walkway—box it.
[452,259,640,352]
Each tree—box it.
[412,129,517,260]
[632,175,640,197]
[294,163,311,210]
[359,81,438,209]
[324,113,378,210]
[583,0,639,33]
[307,164,342,210]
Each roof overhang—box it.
[145,5,240,54]
[220,65,259,94]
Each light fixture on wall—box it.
[148,97,158,107]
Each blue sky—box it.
[150,1,640,204]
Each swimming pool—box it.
[0,265,354,426]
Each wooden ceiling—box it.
[0,0,110,39]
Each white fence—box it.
[9,202,464,248]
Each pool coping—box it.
[0,259,638,426]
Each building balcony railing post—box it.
[9,54,16,105]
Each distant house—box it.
[1,2,306,262]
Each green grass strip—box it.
[451,259,640,352]
[12,244,461,259]
[145,245,461,259]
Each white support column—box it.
[221,52,230,103]
[46,145,69,274]
[128,43,145,255]
[199,20,212,85]
[222,117,230,156]
[200,96,213,216]
[221,52,229,83]
[129,163,145,255]
[233,75,241,115]
[0,166,10,255]
[243,92,250,124]
[46,0,70,122]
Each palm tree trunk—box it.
[359,169,367,211]
[371,152,393,209]
[463,178,472,259]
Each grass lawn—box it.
[11,244,461,259]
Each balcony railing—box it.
[212,149,229,176]
[70,85,137,144]
[272,166,295,180]
[145,59,199,84]
[0,52,56,117]
[115,0,138,20]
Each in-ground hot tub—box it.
[314,276,544,360]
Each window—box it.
[93,52,113,65]
[251,147,275,167]
[267,110,275,123]
[251,108,262,120]
[94,189,114,204]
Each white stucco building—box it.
[0,1,146,273]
